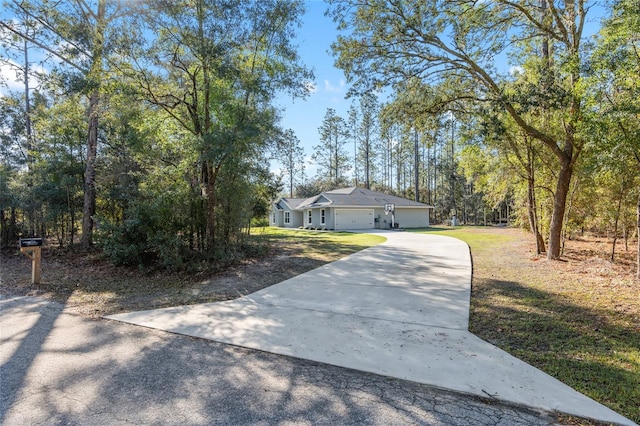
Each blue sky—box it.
[273,0,349,175]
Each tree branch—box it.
[0,21,88,73]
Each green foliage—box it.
[99,191,191,269]
[0,0,311,269]
[275,129,304,197]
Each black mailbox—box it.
[19,238,43,247]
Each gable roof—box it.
[290,187,433,210]
[273,198,305,211]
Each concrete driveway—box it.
[0,295,568,425]
[107,231,634,426]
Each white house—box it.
[270,187,434,230]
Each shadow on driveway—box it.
[0,296,557,425]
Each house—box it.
[270,187,434,230]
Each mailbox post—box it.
[19,238,43,284]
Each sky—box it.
[273,0,350,176]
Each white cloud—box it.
[0,60,24,92]
[509,65,524,76]
[0,59,47,94]
[323,79,345,94]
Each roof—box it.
[281,187,433,210]
[273,198,305,210]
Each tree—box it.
[276,129,305,198]
[0,94,28,247]
[356,92,379,189]
[313,108,351,185]
[330,0,592,259]
[469,105,549,253]
[590,0,640,274]
[347,103,359,185]
[128,0,311,257]
[2,0,145,247]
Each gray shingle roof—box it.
[291,187,433,210]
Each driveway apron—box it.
[106,231,634,426]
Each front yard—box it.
[2,225,637,423]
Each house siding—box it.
[289,211,304,228]
[395,208,430,228]
[334,208,374,230]
[272,211,283,227]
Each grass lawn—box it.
[413,226,639,424]
[250,227,387,260]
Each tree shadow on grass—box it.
[469,278,640,423]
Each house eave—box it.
[298,204,434,210]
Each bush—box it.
[98,200,191,270]
[99,217,149,267]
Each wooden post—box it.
[20,246,41,284]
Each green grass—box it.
[412,226,639,424]
[251,227,387,261]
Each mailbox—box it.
[19,238,43,284]
[20,238,43,247]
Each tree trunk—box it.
[414,128,419,201]
[80,0,105,248]
[547,156,573,259]
[290,173,294,198]
[527,175,546,254]
[636,190,639,279]
[610,179,625,262]
[0,210,6,248]
[203,161,217,253]
[81,89,99,247]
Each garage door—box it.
[334,209,374,230]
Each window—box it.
[307,210,312,224]
[272,213,276,224]
[320,209,325,225]
[284,211,290,224]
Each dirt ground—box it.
[0,239,327,317]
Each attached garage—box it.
[334,209,374,230]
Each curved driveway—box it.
[107,231,633,425]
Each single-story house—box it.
[270,187,434,230]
